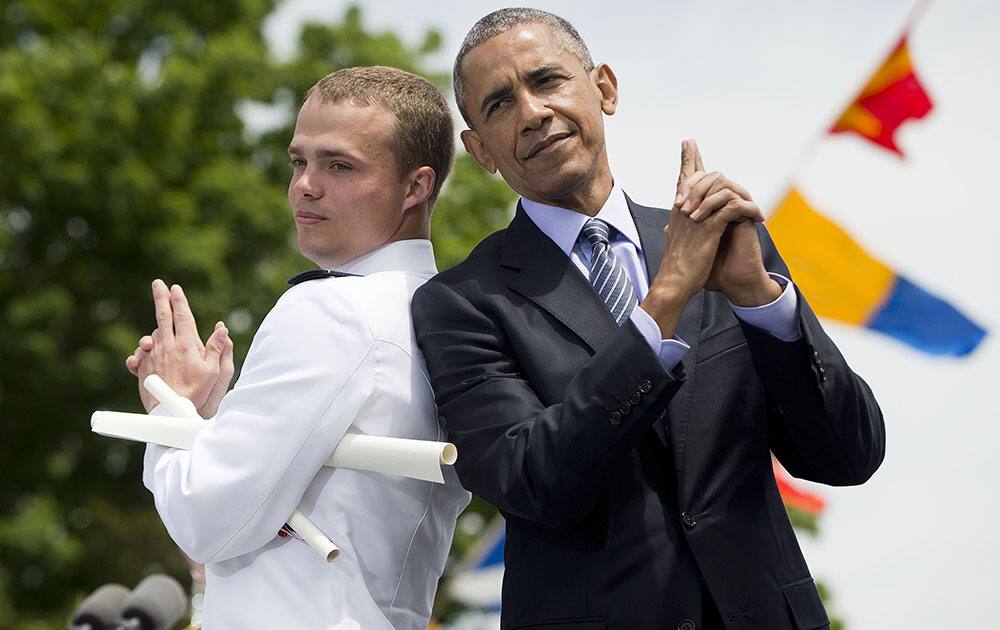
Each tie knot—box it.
[581,218,611,247]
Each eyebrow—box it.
[287,146,361,162]
[477,65,565,117]
[527,64,562,81]
[479,83,512,118]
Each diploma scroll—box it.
[91,417,458,483]
[93,376,458,564]
[119,377,343,561]
[326,433,457,483]
[286,511,340,563]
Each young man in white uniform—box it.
[124,66,470,629]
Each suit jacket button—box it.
[678,619,696,630]
[609,411,622,426]
[619,401,632,415]
[639,379,652,394]
[681,511,697,528]
[629,392,641,405]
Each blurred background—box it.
[1,1,996,628]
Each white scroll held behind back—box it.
[91,375,458,563]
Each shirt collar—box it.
[334,239,438,276]
[520,183,642,256]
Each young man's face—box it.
[459,23,618,206]
[287,97,409,268]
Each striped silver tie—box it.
[581,218,637,326]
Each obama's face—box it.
[458,23,618,208]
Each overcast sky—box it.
[266,2,999,627]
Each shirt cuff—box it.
[141,404,181,491]
[729,273,801,342]
[630,305,691,372]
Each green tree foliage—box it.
[0,2,513,626]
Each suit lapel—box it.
[501,204,619,353]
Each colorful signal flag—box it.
[830,36,933,156]
[767,187,986,356]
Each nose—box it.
[519,91,552,134]
[292,166,322,200]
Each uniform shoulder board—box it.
[287,269,362,286]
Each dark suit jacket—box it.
[412,197,885,630]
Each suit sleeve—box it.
[412,280,684,531]
[745,224,886,486]
[142,282,376,563]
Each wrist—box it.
[725,274,782,307]
[639,284,691,338]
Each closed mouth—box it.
[524,132,572,160]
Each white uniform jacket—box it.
[143,240,470,629]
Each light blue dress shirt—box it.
[520,185,800,373]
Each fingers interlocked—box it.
[673,140,763,226]
[124,279,235,418]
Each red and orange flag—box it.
[773,458,826,516]
[830,36,932,156]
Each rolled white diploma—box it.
[90,416,458,484]
[135,376,339,563]
[325,433,457,483]
[286,511,339,563]
[94,376,458,563]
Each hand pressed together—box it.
[640,139,781,337]
[124,279,234,417]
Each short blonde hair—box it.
[306,66,454,205]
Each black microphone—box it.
[113,574,187,630]
[66,583,130,630]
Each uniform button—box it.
[629,392,641,405]
[639,379,652,394]
[619,401,632,415]
[678,619,696,630]
[681,511,697,528]
[609,411,622,426]
[813,350,820,358]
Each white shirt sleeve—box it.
[142,282,376,563]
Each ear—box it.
[402,165,436,212]
[461,129,497,174]
[592,63,619,116]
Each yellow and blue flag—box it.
[768,188,985,356]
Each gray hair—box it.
[453,8,594,126]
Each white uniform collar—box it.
[335,239,437,276]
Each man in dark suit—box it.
[412,8,885,630]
